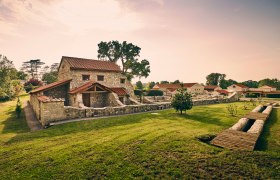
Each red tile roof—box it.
[69,81,128,96]
[110,87,128,96]
[62,56,122,72]
[235,84,248,88]
[30,79,72,94]
[204,85,218,90]
[216,90,229,94]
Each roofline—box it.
[69,67,122,73]
[30,79,72,94]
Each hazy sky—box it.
[0,0,279,83]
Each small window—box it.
[97,75,104,81]
[120,78,125,84]
[82,75,90,81]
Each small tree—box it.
[15,97,22,118]
[171,87,193,115]
[226,104,238,116]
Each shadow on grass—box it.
[6,112,149,144]
[255,109,278,151]
[2,105,29,134]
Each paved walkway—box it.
[23,101,43,131]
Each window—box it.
[82,75,90,81]
[120,78,125,84]
[97,75,104,81]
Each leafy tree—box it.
[97,41,150,80]
[136,81,143,90]
[206,73,226,86]
[148,81,156,89]
[258,78,280,90]
[21,59,45,79]
[241,80,259,88]
[42,71,58,84]
[171,86,193,115]
[16,71,27,80]
[160,81,169,84]
[220,79,238,89]
[24,79,43,92]
[0,55,21,101]
[41,63,59,84]
[147,90,163,96]
[172,80,180,84]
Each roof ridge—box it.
[62,56,110,62]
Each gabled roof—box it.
[62,56,121,72]
[234,84,248,88]
[69,81,129,96]
[110,87,128,96]
[204,85,218,90]
[30,79,72,94]
[216,90,229,94]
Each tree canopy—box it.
[171,86,193,115]
[97,41,150,81]
[258,78,280,90]
[21,59,45,80]
[206,73,226,86]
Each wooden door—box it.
[82,93,90,107]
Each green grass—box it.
[0,100,279,179]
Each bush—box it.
[266,94,280,98]
[226,104,237,116]
[24,79,42,93]
[134,90,142,96]
[147,90,163,96]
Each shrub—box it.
[134,90,142,96]
[147,90,163,96]
[250,98,256,106]
[24,79,42,93]
[226,104,238,116]
[171,88,193,115]
[266,94,280,98]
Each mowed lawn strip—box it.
[0,100,279,179]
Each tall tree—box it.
[42,63,59,84]
[97,41,150,80]
[220,79,237,89]
[160,81,169,84]
[136,81,143,90]
[21,59,45,80]
[172,80,180,84]
[148,81,156,89]
[241,80,259,88]
[206,73,226,86]
[258,78,280,90]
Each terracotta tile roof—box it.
[110,87,128,96]
[183,83,198,88]
[69,81,96,94]
[216,90,229,94]
[30,79,72,94]
[69,81,128,96]
[204,85,218,90]
[235,84,248,88]
[62,56,121,72]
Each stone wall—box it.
[90,92,108,107]
[30,94,41,120]
[43,83,70,105]
[40,101,67,126]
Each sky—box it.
[0,0,279,84]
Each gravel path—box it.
[23,101,43,131]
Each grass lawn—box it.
[0,99,279,179]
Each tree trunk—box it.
[180,110,183,115]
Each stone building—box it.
[152,83,205,96]
[29,56,140,124]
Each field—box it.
[0,96,279,179]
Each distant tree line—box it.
[206,73,280,90]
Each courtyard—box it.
[0,95,279,179]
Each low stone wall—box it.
[39,92,239,126]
